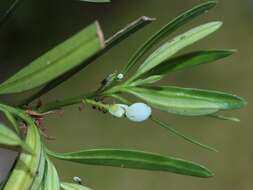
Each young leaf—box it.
[0,123,32,154]
[140,49,235,78]
[124,86,246,116]
[130,21,222,80]
[41,158,60,190]
[129,75,162,86]
[4,124,41,190]
[151,118,217,152]
[0,21,104,94]
[61,182,93,190]
[47,149,213,178]
[122,1,217,75]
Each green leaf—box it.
[3,110,20,135]
[30,147,46,190]
[124,86,246,116]
[3,124,41,190]
[41,158,60,190]
[129,75,162,86]
[47,149,213,178]
[151,118,217,152]
[19,16,154,105]
[105,16,155,49]
[80,0,110,2]
[122,1,217,75]
[141,49,235,78]
[61,183,93,190]
[0,21,104,94]
[208,114,240,122]
[130,21,222,80]
[0,123,32,154]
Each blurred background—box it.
[0,0,252,189]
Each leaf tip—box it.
[95,21,105,48]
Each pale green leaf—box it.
[3,110,20,135]
[122,1,217,74]
[3,124,41,190]
[61,182,93,190]
[0,123,32,154]
[30,147,46,190]
[47,149,213,178]
[41,158,60,190]
[131,21,222,80]
[124,86,246,116]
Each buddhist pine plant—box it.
[0,1,246,189]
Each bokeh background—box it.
[0,0,252,189]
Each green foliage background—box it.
[0,0,252,189]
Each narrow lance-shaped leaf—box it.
[0,123,32,154]
[41,158,60,190]
[3,110,20,135]
[105,16,155,49]
[0,21,104,94]
[47,149,213,178]
[4,124,41,190]
[140,49,235,78]
[30,146,46,190]
[61,182,93,190]
[20,16,154,105]
[122,1,217,75]
[124,86,246,116]
[151,117,217,152]
[130,21,222,80]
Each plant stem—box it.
[37,92,95,113]
[37,83,126,113]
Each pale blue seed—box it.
[126,103,152,122]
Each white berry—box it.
[126,103,152,122]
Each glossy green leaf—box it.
[0,21,104,94]
[124,86,246,116]
[122,1,217,75]
[151,118,217,152]
[0,123,32,154]
[141,49,235,78]
[130,21,222,80]
[47,149,213,178]
[61,182,93,190]
[41,158,60,190]
[4,124,41,190]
